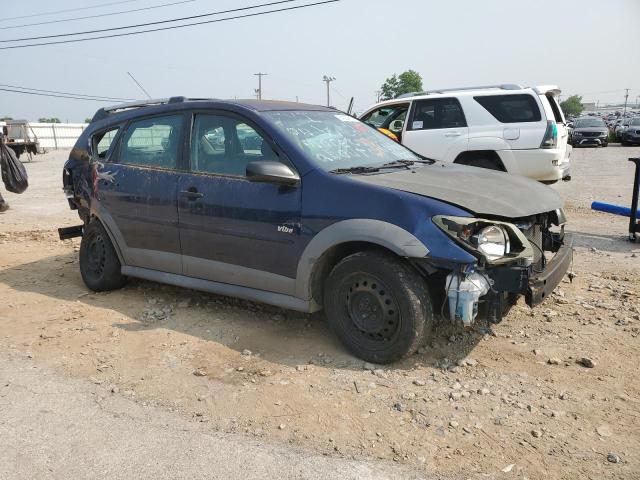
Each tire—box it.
[602,142,608,147]
[324,251,433,364]
[79,220,127,292]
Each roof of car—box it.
[91,97,333,123]
[223,99,331,112]
[365,84,561,111]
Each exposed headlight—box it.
[432,215,533,265]
[472,225,510,261]
[572,131,582,136]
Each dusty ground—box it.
[1,146,639,479]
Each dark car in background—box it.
[569,117,609,147]
[622,117,640,146]
[61,97,571,363]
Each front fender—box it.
[294,219,428,300]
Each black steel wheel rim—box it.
[86,232,107,277]
[341,273,401,343]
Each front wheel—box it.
[324,251,433,364]
[79,220,127,292]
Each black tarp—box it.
[0,134,28,194]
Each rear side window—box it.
[407,98,467,130]
[93,127,119,159]
[117,115,183,169]
[474,94,541,123]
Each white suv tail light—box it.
[540,121,558,149]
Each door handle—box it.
[444,132,462,137]
[180,189,204,200]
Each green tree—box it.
[559,95,584,117]
[380,70,423,100]
[38,117,61,123]
[0,116,13,122]
[84,118,93,123]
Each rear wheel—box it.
[79,220,127,292]
[324,251,433,364]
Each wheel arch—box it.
[295,219,429,305]
[88,206,126,265]
[453,150,507,171]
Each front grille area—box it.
[581,131,601,137]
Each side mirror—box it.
[390,119,404,132]
[246,161,300,186]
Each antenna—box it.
[127,71,152,99]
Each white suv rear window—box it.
[474,94,541,123]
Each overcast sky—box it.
[1,0,638,122]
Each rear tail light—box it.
[540,121,558,149]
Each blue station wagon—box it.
[61,97,572,363]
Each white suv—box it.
[360,84,571,183]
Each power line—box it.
[0,0,142,23]
[0,83,134,101]
[0,0,301,43]
[0,1,340,50]
[0,0,197,31]
[0,87,135,102]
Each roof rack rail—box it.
[103,96,187,113]
[395,84,523,99]
[91,96,188,123]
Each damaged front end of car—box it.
[428,209,572,327]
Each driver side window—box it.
[191,114,277,176]
[362,103,409,138]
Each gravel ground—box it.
[0,145,639,480]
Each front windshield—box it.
[630,118,640,126]
[575,118,605,128]
[264,111,421,171]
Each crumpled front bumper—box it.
[525,234,573,307]
[476,233,573,322]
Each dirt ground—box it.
[1,146,639,479]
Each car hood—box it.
[352,162,563,218]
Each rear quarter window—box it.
[474,94,541,123]
[92,127,120,160]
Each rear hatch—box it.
[535,86,570,163]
